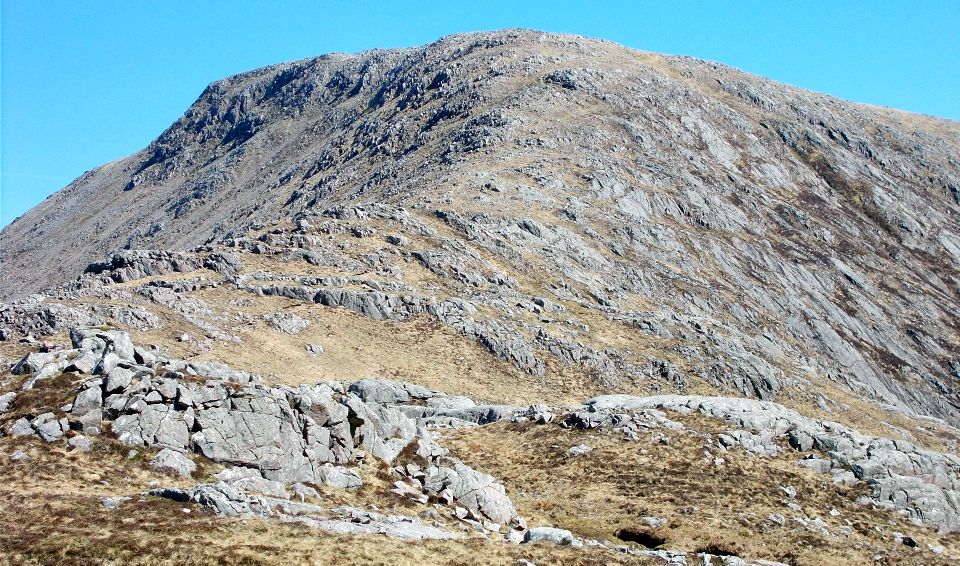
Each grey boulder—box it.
[150,447,197,477]
[423,459,517,526]
[0,392,16,414]
[524,527,575,545]
[316,463,363,489]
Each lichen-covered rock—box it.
[348,379,436,405]
[343,393,417,463]
[191,391,329,483]
[217,468,288,498]
[0,392,16,414]
[151,448,197,477]
[315,463,362,490]
[423,459,518,526]
[524,527,575,545]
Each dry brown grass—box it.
[0,440,648,566]
[0,491,651,566]
[441,417,960,566]
[114,279,620,406]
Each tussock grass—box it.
[0,434,646,565]
[442,417,960,565]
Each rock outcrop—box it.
[6,327,960,536]
[574,395,960,534]
[7,328,519,529]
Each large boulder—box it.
[423,459,517,526]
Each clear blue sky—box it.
[2,1,958,228]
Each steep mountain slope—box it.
[3,29,958,424]
[1,30,959,564]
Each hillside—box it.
[1,30,958,565]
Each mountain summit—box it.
[1,30,959,564]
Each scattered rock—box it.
[517,404,554,424]
[149,483,456,539]
[0,392,16,413]
[7,323,960,543]
[150,448,197,477]
[640,516,666,529]
[101,496,131,510]
[894,532,918,547]
[566,444,593,458]
[265,312,309,335]
[524,527,575,545]
[68,435,93,452]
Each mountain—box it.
[1,30,959,565]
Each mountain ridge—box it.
[3,29,957,299]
